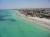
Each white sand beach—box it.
[19,13,50,29]
[16,11,50,29]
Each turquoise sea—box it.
[0,9,50,37]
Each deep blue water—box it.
[0,9,16,21]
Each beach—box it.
[0,9,50,37]
[18,13,50,29]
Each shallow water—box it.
[0,9,50,37]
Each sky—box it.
[0,0,50,9]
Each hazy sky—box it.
[0,0,50,9]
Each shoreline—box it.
[19,13,50,29]
[16,11,50,29]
